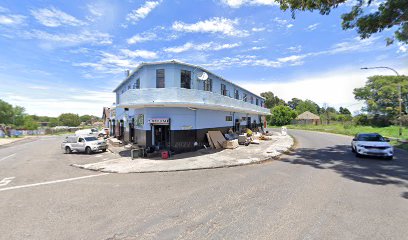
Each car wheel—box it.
[65,147,72,154]
[385,156,393,160]
[102,149,107,152]
[351,146,356,153]
[85,147,92,155]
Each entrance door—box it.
[129,119,134,143]
[154,125,170,149]
[247,117,251,129]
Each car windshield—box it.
[357,134,384,142]
[84,137,98,141]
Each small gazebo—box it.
[295,111,321,125]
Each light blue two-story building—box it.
[110,60,270,153]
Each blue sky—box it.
[0,0,407,117]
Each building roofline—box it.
[112,60,265,100]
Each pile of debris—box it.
[206,130,274,150]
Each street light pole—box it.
[360,66,403,136]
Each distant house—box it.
[294,111,321,125]
[102,107,111,128]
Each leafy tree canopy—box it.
[270,105,297,126]
[23,116,39,130]
[58,113,81,127]
[277,0,408,45]
[295,99,320,115]
[354,75,408,118]
[260,91,287,109]
[0,99,14,124]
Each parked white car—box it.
[351,133,393,160]
[61,135,107,154]
[75,128,99,137]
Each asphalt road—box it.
[0,130,407,240]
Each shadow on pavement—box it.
[282,144,408,188]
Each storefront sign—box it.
[148,118,169,125]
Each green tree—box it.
[339,107,351,115]
[13,106,26,127]
[23,116,39,130]
[288,98,302,110]
[0,99,14,124]
[277,0,408,45]
[260,91,286,109]
[79,115,93,124]
[49,118,60,127]
[354,75,408,118]
[270,105,297,126]
[58,113,81,127]
[295,99,319,115]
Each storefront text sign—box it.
[148,118,169,125]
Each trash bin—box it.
[161,151,169,159]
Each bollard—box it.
[281,126,287,136]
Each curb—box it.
[71,134,295,174]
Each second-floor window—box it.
[221,84,227,96]
[203,78,212,91]
[156,69,165,88]
[256,98,259,106]
[181,70,191,89]
[250,96,254,104]
[133,78,140,89]
[234,89,239,100]
[243,93,247,102]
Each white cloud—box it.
[277,55,305,63]
[164,42,240,53]
[127,32,157,44]
[287,45,302,53]
[0,14,25,25]
[273,17,293,29]
[397,42,407,53]
[250,46,265,50]
[221,0,278,8]
[240,67,371,113]
[241,64,408,113]
[28,85,50,90]
[202,55,281,69]
[87,4,103,17]
[120,49,158,59]
[75,48,158,74]
[252,27,265,32]
[23,29,112,47]
[306,23,319,31]
[126,1,161,24]
[0,6,9,13]
[201,37,378,70]
[31,7,86,27]
[172,17,248,37]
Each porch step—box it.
[108,138,123,147]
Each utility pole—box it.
[361,66,403,136]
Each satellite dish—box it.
[197,71,208,81]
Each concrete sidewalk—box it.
[72,132,293,173]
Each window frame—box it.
[234,89,239,100]
[180,70,191,89]
[221,83,227,96]
[156,69,165,88]
[203,78,212,91]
